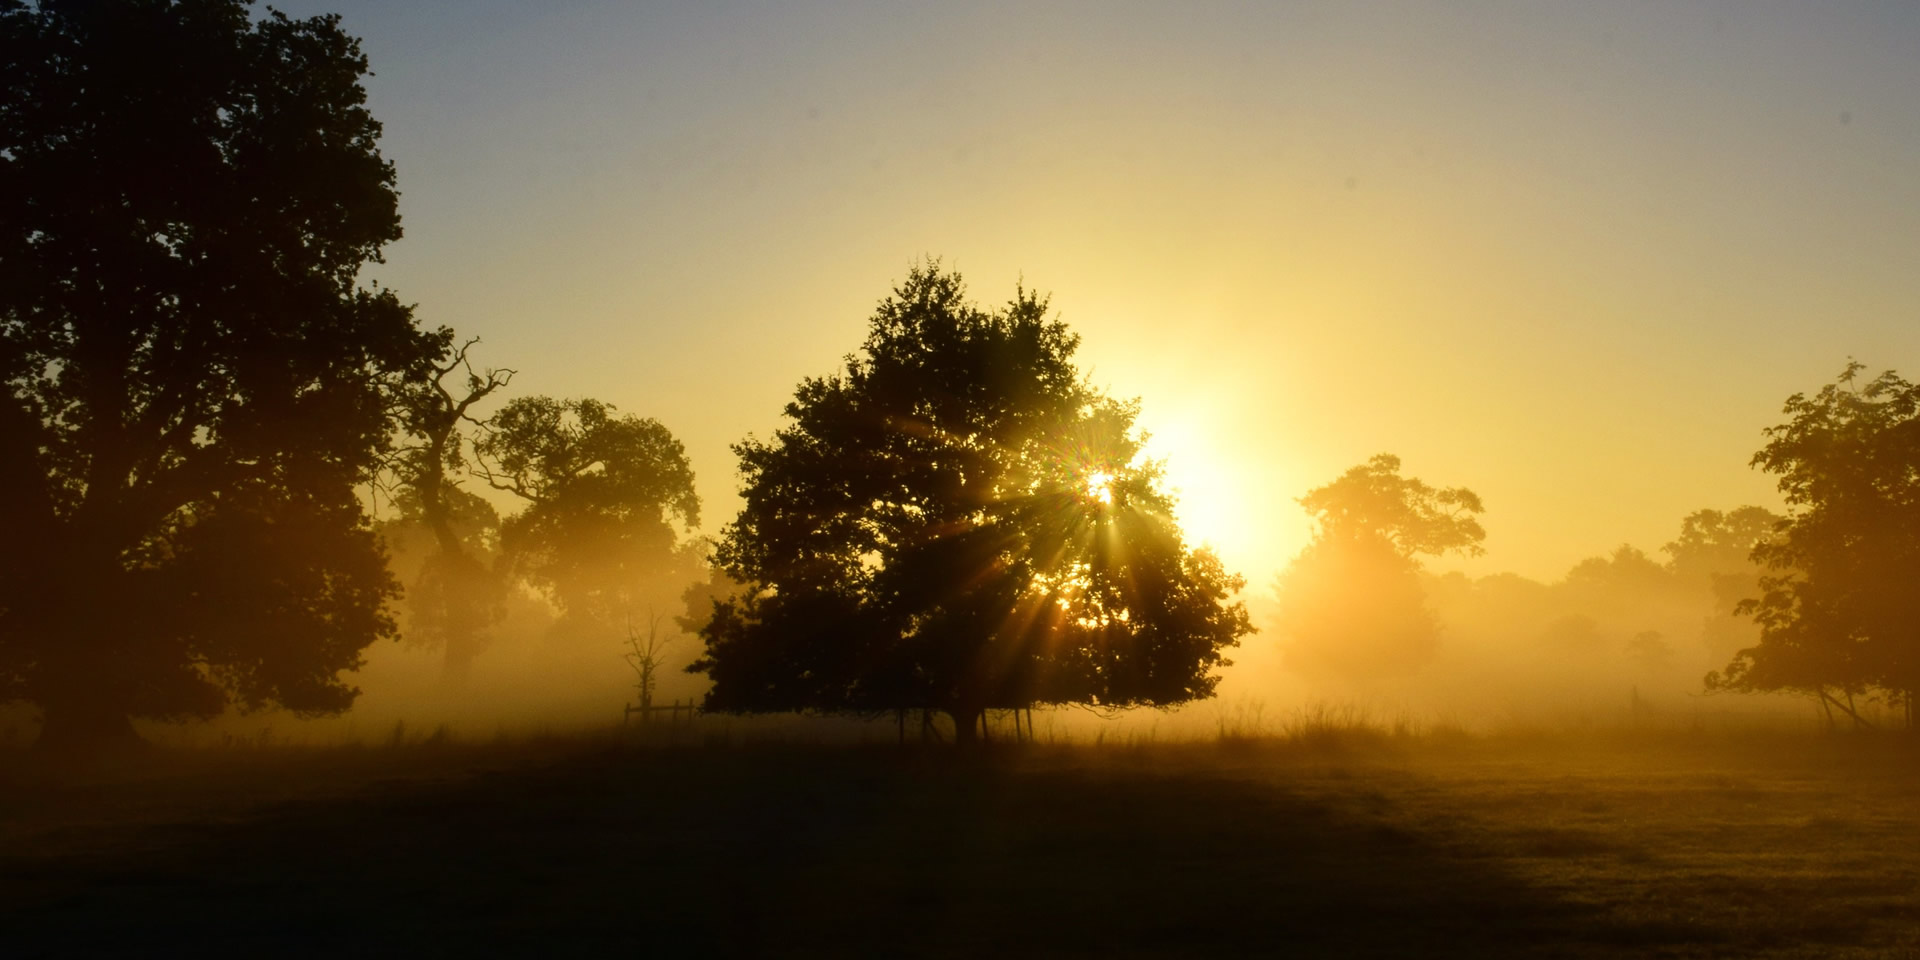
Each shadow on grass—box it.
[1,744,1685,958]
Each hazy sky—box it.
[276,0,1920,585]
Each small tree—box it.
[0,1,445,747]
[622,609,674,722]
[1707,364,1920,727]
[1276,455,1484,682]
[690,266,1253,741]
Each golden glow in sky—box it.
[275,0,1920,586]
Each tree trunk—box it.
[949,706,982,745]
[1820,689,1876,730]
[442,637,478,680]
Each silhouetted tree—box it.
[1708,364,1920,727]
[690,266,1252,741]
[1566,545,1670,597]
[1664,506,1782,660]
[1276,455,1483,682]
[0,1,447,748]
[476,397,701,633]
[1665,507,1783,585]
[377,484,505,675]
[622,608,673,723]
[674,542,743,639]
[384,339,514,675]
[1297,454,1487,560]
[1278,534,1441,680]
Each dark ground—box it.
[3,731,1918,958]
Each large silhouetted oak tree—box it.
[1707,364,1920,728]
[689,266,1253,742]
[0,1,446,748]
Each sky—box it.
[274,0,1920,586]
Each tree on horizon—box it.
[689,265,1253,741]
[1275,454,1484,683]
[476,396,703,643]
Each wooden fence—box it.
[623,698,699,726]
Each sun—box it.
[1085,471,1114,505]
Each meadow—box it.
[3,723,1918,958]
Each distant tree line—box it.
[1273,476,1785,711]
[1271,373,1919,730]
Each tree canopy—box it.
[477,396,701,632]
[0,0,446,746]
[1662,506,1782,661]
[690,266,1252,740]
[1276,455,1484,683]
[1708,364,1920,727]
[1665,506,1783,585]
[1297,454,1486,558]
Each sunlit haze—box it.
[272,0,1920,583]
[14,4,1920,952]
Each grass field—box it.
[4,727,1919,958]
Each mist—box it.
[27,488,1808,748]
[1231,515,1802,734]
[9,2,1920,956]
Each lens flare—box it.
[1085,471,1114,505]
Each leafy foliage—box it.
[1298,454,1486,560]
[0,0,445,743]
[477,396,701,630]
[1708,364,1920,717]
[1277,455,1484,683]
[1665,507,1783,585]
[1664,506,1782,660]
[690,266,1252,737]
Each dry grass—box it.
[3,725,1918,957]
